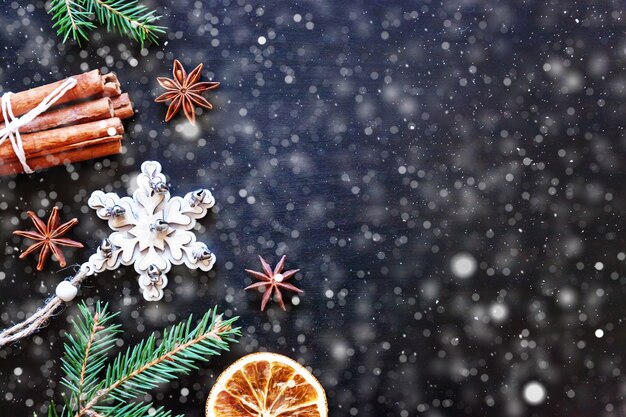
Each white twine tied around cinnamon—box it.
[0,77,77,173]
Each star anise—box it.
[245,255,304,311]
[13,207,84,271]
[155,59,220,125]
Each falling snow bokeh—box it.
[0,0,625,416]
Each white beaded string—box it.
[0,262,92,347]
[0,77,77,173]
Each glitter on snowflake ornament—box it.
[86,161,216,301]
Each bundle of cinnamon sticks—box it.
[0,70,134,176]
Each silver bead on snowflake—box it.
[85,161,216,301]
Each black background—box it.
[1,1,626,416]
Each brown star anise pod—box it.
[245,255,304,311]
[13,207,84,271]
[155,59,220,125]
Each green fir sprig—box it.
[48,0,167,46]
[48,301,240,417]
[49,0,95,43]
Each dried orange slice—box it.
[206,352,328,417]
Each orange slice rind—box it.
[206,352,328,417]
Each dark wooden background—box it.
[1,1,626,416]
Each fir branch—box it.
[47,0,166,45]
[79,309,239,413]
[61,303,120,410]
[49,0,95,44]
[85,0,167,46]
[52,301,240,417]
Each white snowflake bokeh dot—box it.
[450,252,477,279]
[522,381,546,405]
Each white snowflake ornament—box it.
[85,161,216,301]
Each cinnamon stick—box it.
[111,93,134,119]
[102,73,121,97]
[0,70,121,123]
[0,118,123,161]
[0,98,115,134]
[0,137,122,176]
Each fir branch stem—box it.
[74,322,231,417]
[62,0,80,35]
[76,313,100,409]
